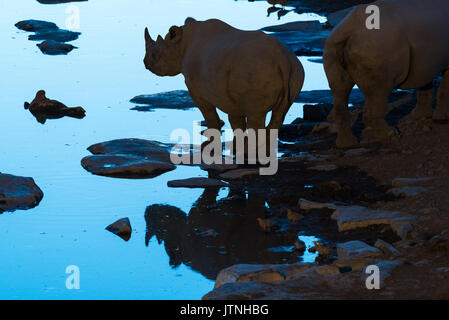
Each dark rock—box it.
[37,40,77,55]
[15,20,58,32]
[81,154,175,179]
[0,173,44,213]
[37,0,88,3]
[130,90,196,110]
[303,104,333,122]
[167,177,229,188]
[87,138,172,163]
[29,29,81,42]
[105,217,132,241]
[296,89,365,105]
[261,20,322,32]
[24,90,85,124]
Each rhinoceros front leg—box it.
[411,82,434,120]
[433,69,449,122]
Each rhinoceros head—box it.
[144,25,184,76]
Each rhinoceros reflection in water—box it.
[144,188,301,280]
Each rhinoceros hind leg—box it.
[329,81,357,148]
[361,92,394,145]
[411,82,434,120]
[433,69,449,122]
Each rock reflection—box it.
[145,188,300,280]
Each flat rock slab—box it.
[81,154,175,179]
[37,40,77,55]
[331,206,401,232]
[214,263,315,289]
[298,198,339,210]
[87,138,172,163]
[218,168,260,180]
[167,177,229,188]
[261,20,322,32]
[130,90,196,110]
[0,173,44,213]
[337,240,382,260]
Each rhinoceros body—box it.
[323,0,449,147]
[144,18,304,133]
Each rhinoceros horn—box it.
[144,27,154,47]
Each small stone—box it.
[374,239,400,256]
[105,218,132,241]
[298,198,339,211]
[294,240,306,251]
[287,209,304,222]
[387,186,428,197]
[257,218,275,232]
[394,222,414,240]
[331,206,400,232]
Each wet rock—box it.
[219,168,260,180]
[392,222,414,240]
[257,218,276,232]
[294,239,306,251]
[29,29,80,42]
[344,148,369,156]
[391,177,433,188]
[287,209,304,222]
[167,177,229,188]
[15,20,58,32]
[298,198,339,210]
[303,103,333,122]
[81,154,175,179]
[261,20,322,32]
[308,57,323,64]
[87,138,172,163]
[25,90,85,124]
[37,40,77,55]
[105,217,132,241]
[313,241,333,257]
[374,239,400,256]
[337,240,382,261]
[0,173,44,213]
[331,206,400,232]
[387,186,428,197]
[130,90,195,110]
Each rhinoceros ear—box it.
[185,17,196,25]
[145,27,153,46]
[168,26,183,43]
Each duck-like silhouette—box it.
[24,90,86,124]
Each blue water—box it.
[0,0,329,299]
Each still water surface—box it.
[0,0,329,299]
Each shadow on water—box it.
[145,188,301,280]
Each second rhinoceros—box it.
[324,0,449,148]
[143,18,304,134]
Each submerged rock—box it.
[271,29,330,56]
[81,154,175,179]
[167,177,229,188]
[0,173,44,213]
[218,168,260,180]
[37,40,77,55]
[105,217,132,241]
[130,90,195,110]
